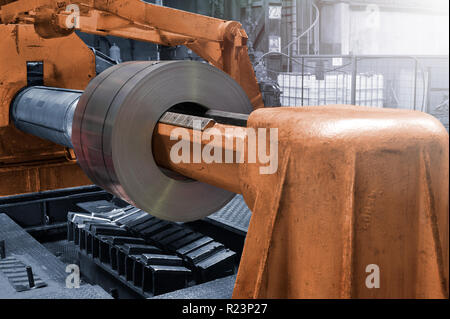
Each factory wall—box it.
[349,9,449,55]
[320,1,449,55]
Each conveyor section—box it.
[0,214,111,299]
[68,200,238,297]
[207,195,252,235]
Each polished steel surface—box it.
[159,112,215,131]
[11,86,82,148]
[72,61,253,222]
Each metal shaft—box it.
[11,86,82,148]
[11,86,248,150]
[11,85,245,195]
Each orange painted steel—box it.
[153,106,449,299]
[0,0,263,197]
[0,0,263,109]
[153,122,244,195]
[0,24,94,196]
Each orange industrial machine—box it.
[0,0,263,196]
[0,0,448,299]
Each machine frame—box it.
[0,0,263,196]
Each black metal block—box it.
[159,229,194,247]
[149,226,184,243]
[90,225,128,237]
[117,250,126,276]
[195,249,236,283]
[167,232,204,251]
[185,241,225,264]
[133,259,144,287]
[110,246,118,270]
[67,220,74,242]
[176,236,214,256]
[77,200,119,215]
[143,265,191,296]
[92,237,100,258]
[141,254,183,266]
[132,218,161,233]
[114,209,145,226]
[79,228,86,251]
[140,221,171,239]
[99,240,111,264]
[0,240,5,259]
[125,213,154,229]
[119,244,162,255]
[103,236,145,246]
[86,232,93,255]
[125,255,141,281]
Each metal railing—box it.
[284,1,320,71]
[265,54,449,130]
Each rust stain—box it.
[421,150,449,298]
[340,156,356,299]
[12,25,19,55]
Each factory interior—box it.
[0,0,449,302]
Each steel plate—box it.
[72,61,252,222]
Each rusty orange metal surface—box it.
[0,0,264,109]
[0,24,95,196]
[0,0,263,197]
[153,106,449,299]
[153,122,244,195]
[235,106,449,299]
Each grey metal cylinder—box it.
[11,86,82,148]
[72,61,253,222]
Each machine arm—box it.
[0,0,264,109]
